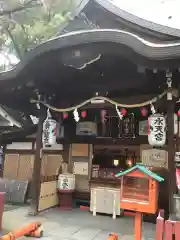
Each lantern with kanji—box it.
[148,114,166,147]
[42,117,57,146]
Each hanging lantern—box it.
[148,114,166,147]
[126,159,133,167]
[174,113,178,135]
[177,110,180,117]
[81,111,87,118]
[140,107,148,117]
[42,111,57,146]
[63,112,68,119]
[121,108,127,116]
[113,159,119,166]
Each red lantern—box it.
[177,110,180,117]
[81,111,87,118]
[121,108,127,116]
[140,107,148,117]
[63,113,68,119]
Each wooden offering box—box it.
[116,165,164,214]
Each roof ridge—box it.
[116,164,164,182]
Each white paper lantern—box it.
[148,114,166,147]
[42,118,57,146]
[174,113,178,135]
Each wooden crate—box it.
[17,154,34,180]
[3,154,19,179]
[43,154,63,176]
[38,194,58,211]
[40,181,57,197]
[4,153,63,181]
[38,181,58,212]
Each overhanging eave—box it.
[1,29,180,82]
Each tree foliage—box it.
[0,0,81,71]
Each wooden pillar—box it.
[134,212,142,240]
[29,115,44,216]
[1,144,6,178]
[167,95,176,218]
[68,144,72,173]
[57,143,70,174]
[62,144,70,164]
[88,144,93,181]
[0,135,2,177]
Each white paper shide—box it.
[148,114,166,147]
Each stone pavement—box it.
[2,206,155,240]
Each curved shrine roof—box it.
[1,0,180,137]
[97,0,180,38]
[0,0,180,109]
[0,0,180,81]
[1,28,180,82]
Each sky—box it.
[0,53,19,69]
[110,0,180,29]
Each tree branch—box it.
[0,0,43,16]
[0,52,14,66]
[5,28,22,60]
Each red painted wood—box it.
[175,222,180,240]
[134,212,142,240]
[165,221,174,240]
[57,190,74,210]
[155,210,180,240]
[155,212,164,240]
[0,192,5,231]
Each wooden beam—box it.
[88,144,93,181]
[0,139,4,178]
[167,97,176,218]
[0,125,37,143]
[0,106,22,128]
[68,144,72,173]
[28,116,44,216]
[57,136,148,145]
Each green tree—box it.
[0,0,81,68]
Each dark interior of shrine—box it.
[0,41,179,116]
[0,40,179,146]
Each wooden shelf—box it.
[58,136,148,145]
[90,178,121,185]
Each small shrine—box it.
[116,165,164,240]
[116,165,164,214]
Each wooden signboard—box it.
[71,144,89,157]
[73,162,88,175]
